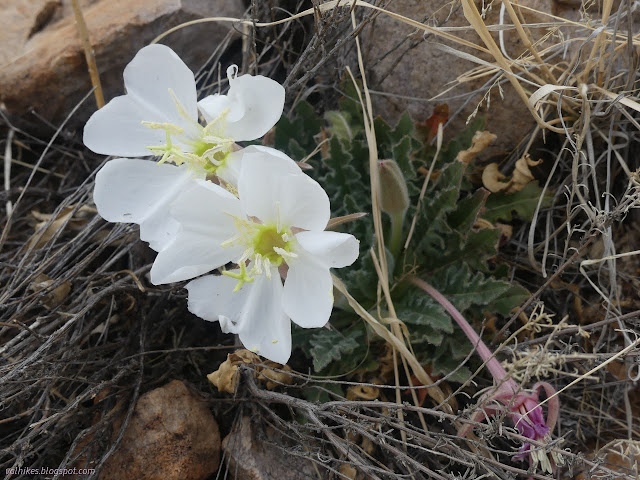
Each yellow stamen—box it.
[140,89,234,176]
[222,262,255,292]
[220,216,296,288]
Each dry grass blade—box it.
[71,0,105,109]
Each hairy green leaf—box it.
[309,328,361,372]
[491,284,530,316]
[436,265,513,312]
[483,182,549,222]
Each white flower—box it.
[84,44,285,181]
[93,146,297,251]
[84,43,290,250]
[150,157,359,363]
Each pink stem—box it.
[408,276,517,390]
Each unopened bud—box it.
[378,160,409,215]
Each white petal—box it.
[238,158,329,231]
[149,180,243,284]
[214,149,244,187]
[237,272,292,364]
[186,274,250,333]
[123,44,198,127]
[198,72,285,142]
[188,270,292,363]
[84,45,198,156]
[198,94,232,124]
[150,232,243,285]
[217,145,300,188]
[84,96,168,156]
[93,158,200,251]
[241,145,301,173]
[94,158,188,223]
[282,255,333,328]
[139,212,180,252]
[295,231,360,268]
[278,173,330,230]
[169,178,241,229]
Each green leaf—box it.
[432,355,472,383]
[436,265,513,312]
[456,116,486,149]
[411,326,445,347]
[309,328,361,372]
[375,113,420,161]
[436,228,501,273]
[274,101,323,157]
[434,116,485,165]
[318,136,370,217]
[302,382,344,403]
[287,139,309,162]
[483,182,549,222]
[395,282,455,348]
[396,294,453,334]
[407,161,466,263]
[338,80,366,125]
[491,284,530,316]
[392,112,415,140]
[447,189,489,235]
[340,249,378,302]
[392,135,414,179]
[325,111,361,141]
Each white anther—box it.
[273,247,297,259]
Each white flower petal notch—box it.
[161,158,359,363]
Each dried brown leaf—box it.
[346,385,379,401]
[257,360,293,390]
[207,349,260,394]
[482,155,543,194]
[511,154,542,190]
[495,222,513,242]
[339,464,358,480]
[28,273,71,308]
[29,205,94,249]
[457,130,497,164]
[208,350,293,393]
[482,163,511,193]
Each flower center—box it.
[142,89,234,175]
[253,225,289,264]
[221,210,297,291]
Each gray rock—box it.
[223,416,319,480]
[362,0,582,157]
[99,380,221,480]
[0,0,244,132]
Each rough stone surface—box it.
[0,0,243,132]
[222,416,318,480]
[363,0,582,157]
[99,380,221,480]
